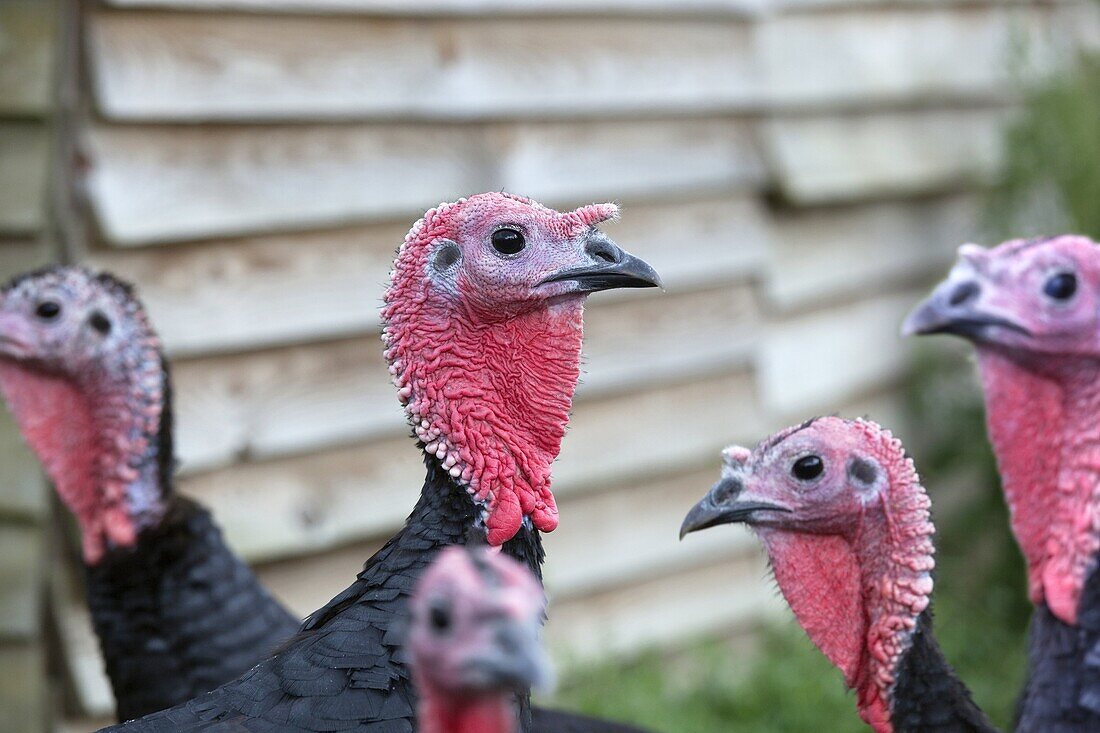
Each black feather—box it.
[1013,562,1100,731]
[891,610,997,732]
[100,453,649,732]
[89,496,300,722]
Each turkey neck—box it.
[300,452,543,728]
[87,496,299,722]
[415,682,518,733]
[0,352,173,564]
[976,349,1100,624]
[890,611,997,732]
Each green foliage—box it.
[986,53,1100,239]
[549,627,866,733]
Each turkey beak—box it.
[679,477,791,539]
[465,619,553,693]
[0,312,32,359]
[539,232,663,293]
[902,277,1030,339]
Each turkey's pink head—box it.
[905,236,1100,625]
[0,267,171,563]
[682,418,935,733]
[409,546,550,733]
[383,193,661,545]
[903,236,1100,355]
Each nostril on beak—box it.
[585,237,620,265]
[948,281,980,307]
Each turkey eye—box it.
[35,301,60,320]
[89,311,112,335]
[1044,272,1077,301]
[491,228,525,256]
[792,455,824,481]
[429,602,452,634]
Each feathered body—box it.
[0,267,298,721]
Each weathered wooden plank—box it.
[0,524,43,640]
[102,0,764,16]
[541,467,758,597]
[251,464,758,613]
[0,124,49,234]
[0,411,47,522]
[0,238,54,277]
[763,108,1008,204]
[52,559,119,719]
[761,5,1075,109]
[765,194,977,310]
[87,195,769,356]
[89,5,1087,122]
[89,11,760,121]
[546,552,785,660]
[757,291,920,417]
[0,2,56,117]
[83,120,762,245]
[0,240,53,521]
[0,643,46,733]
[101,0,1070,14]
[493,120,762,205]
[83,123,484,246]
[169,284,759,474]
[179,368,760,561]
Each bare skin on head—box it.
[409,546,551,733]
[0,267,171,563]
[682,418,993,733]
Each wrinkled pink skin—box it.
[382,193,619,545]
[937,236,1100,625]
[725,418,935,733]
[409,547,547,733]
[0,268,168,564]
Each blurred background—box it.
[1,1,1099,731]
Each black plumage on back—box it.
[89,496,301,722]
[103,456,528,732]
[1013,563,1100,732]
[891,610,997,733]
[101,455,650,733]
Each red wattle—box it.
[976,349,1100,625]
[0,362,133,564]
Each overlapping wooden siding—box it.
[0,2,59,731]
[55,0,1100,721]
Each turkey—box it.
[408,545,552,733]
[0,267,300,721]
[904,234,1100,731]
[102,192,661,732]
[681,417,996,733]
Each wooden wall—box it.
[0,2,61,731]
[37,0,1100,724]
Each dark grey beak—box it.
[540,233,663,293]
[465,620,553,692]
[902,278,1030,339]
[679,477,790,540]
